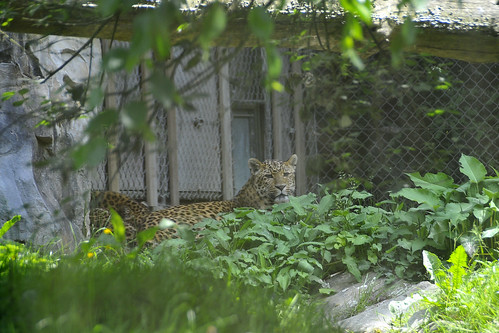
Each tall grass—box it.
[0,249,339,333]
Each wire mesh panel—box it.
[90,162,107,191]
[229,48,274,192]
[303,54,498,198]
[90,41,146,200]
[173,48,222,201]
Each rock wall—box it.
[0,34,101,248]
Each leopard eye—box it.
[265,173,273,179]
[283,172,290,177]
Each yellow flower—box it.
[87,252,95,258]
[103,228,112,235]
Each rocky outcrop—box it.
[324,272,438,332]
[0,34,100,248]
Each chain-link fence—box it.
[91,45,498,204]
[302,54,498,198]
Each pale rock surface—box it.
[0,34,100,248]
[324,272,438,332]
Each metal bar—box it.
[218,48,234,200]
[141,53,159,208]
[292,61,306,195]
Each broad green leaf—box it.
[407,172,454,192]
[482,227,499,239]
[319,288,336,295]
[102,48,128,72]
[137,226,159,248]
[297,259,315,274]
[411,238,427,253]
[71,136,108,169]
[393,188,442,208]
[351,190,373,200]
[109,209,126,243]
[199,3,227,53]
[342,256,361,282]
[317,194,334,216]
[340,0,372,25]
[150,72,181,109]
[448,245,468,290]
[289,196,306,216]
[86,87,105,110]
[473,207,491,224]
[265,45,282,80]
[459,154,487,183]
[86,109,119,134]
[345,15,363,40]
[422,250,445,284]
[351,234,371,245]
[248,7,273,41]
[0,215,21,238]
[121,101,148,131]
[1,91,15,101]
[276,266,291,291]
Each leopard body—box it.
[90,154,297,242]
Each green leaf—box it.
[150,72,181,109]
[248,7,273,42]
[121,101,148,131]
[351,234,371,246]
[393,188,442,208]
[71,136,108,169]
[0,215,21,238]
[317,194,334,216]
[109,209,126,244]
[102,48,128,72]
[459,154,487,183]
[407,172,454,192]
[411,238,427,253]
[265,45,282,81]
[340,0,372,25]
[1,91,15,101]
[136,227,159,248]
[276,266,291,291]
[351,190,373,200]
[448,245,468,290]
[289,196,306,216]
[199,3,227,53]
[422,250,445,285]
[482,227,499,239]
[297,259,314,274]
[86,109,119,134]
[342,256,361,282]
[319,288,336,295]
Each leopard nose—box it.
[276,184,286,191]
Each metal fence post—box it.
[292,61,306,196]
[141,53,159,208]
[101,40,120,192]
[218,48,234,200]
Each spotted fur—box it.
[90,154,297,242]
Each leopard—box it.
[89,191,151,239]
[90,154,297,243]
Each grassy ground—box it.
[0,244,340,333]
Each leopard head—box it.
[236,154,297,209]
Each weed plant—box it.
[419,246,499,332]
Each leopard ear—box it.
[286,154,298,168]
[248,158,264,175]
